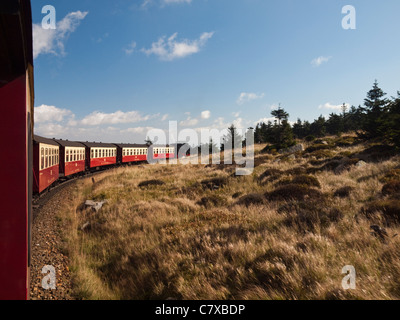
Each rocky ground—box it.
[30,187,75,300]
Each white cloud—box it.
[179,116,199,127]
[318,102,349,111]
[121,127,157,134]
[34,105,163,143]
[81,110,153,126]
[142,32,214,61]
[161,114,169,121]
[34,105,73,123]
[233,118,245,129]
[201,110,211,120]
[124,42,137,55]
[237,92,265,105]
[311,56,332,67]
[33,11,88,59]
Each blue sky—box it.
[32,0,400,143]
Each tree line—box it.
[253,80,400,149]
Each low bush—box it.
[380,169,400,183]
[284,167,307,176]
[201,177,228,190]
[307,150,335,159]
[277,174,321,189]
[362,199,400,223]
[265,184,323,202]
[236,193,266,207]
[258,168,284,184]
[138,180,165,188]
[197,195,227,208]
[382,181,400,197]
[334,186,355,198]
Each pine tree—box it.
[271,106,289,126]
[270,107,294,149]
[310,115,326,137]
[361,80,390,138]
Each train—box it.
[33,135,187,193]
[0,1,189,300]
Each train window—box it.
[95,149,97,158]
[91,149,94,159]
[41,148,44,170]
[45,148,48,168]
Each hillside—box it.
[57,135,400,300]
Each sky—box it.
[31,0,400,144]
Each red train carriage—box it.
[152,145,176,160]
[0,0,34,300]
[33,136,60,193]
[81,142,117,169]
[54,139,86,177]
[115,143,148,163]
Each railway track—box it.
[32,165,123,222]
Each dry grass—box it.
[57,138,400,300]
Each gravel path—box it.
[30,186,75,300]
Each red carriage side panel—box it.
[37,165,59,193]
[90,157,117,168]
[122,155,147,163]
[65,160,85,176]
[0,76,30,300]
